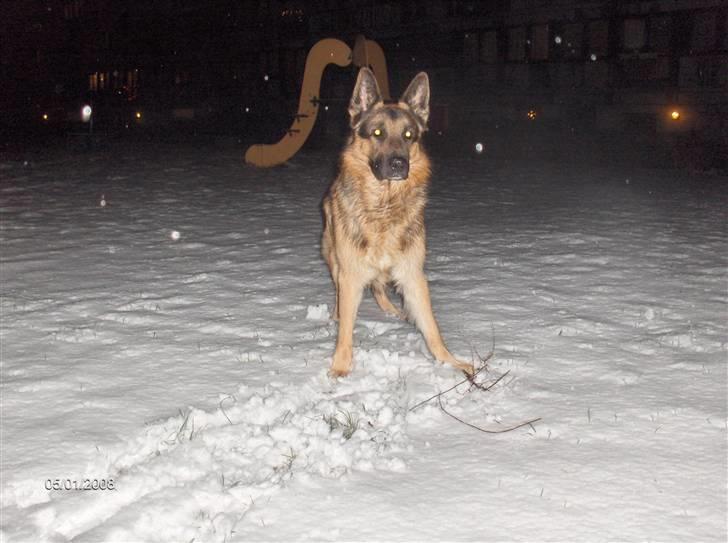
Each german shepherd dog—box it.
[321,68,474,377]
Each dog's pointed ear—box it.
[400,72,430,130]
[349,67,382,128]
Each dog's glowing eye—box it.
[404,130,413,139]
[373,128,383,137]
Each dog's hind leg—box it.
[372,282,406,320]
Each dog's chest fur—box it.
[332,174,426,270]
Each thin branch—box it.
[219,395,235,425]
[437,395,541,434]
[408,365,505,413]
[467,349,495,391]
[408,327,540,435]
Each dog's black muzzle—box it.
[372,155,409,181]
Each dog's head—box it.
[348,68,430,181]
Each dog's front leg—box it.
[394,266,474,375]
[329,270,366,377]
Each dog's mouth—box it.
[374,172,408,182]
[385,173,406,181]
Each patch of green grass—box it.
[323,410,359,440]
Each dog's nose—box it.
[373,155,409,180]
[389,156,407,172]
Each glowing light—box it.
[263,74,269,81]
[590,53,597,61]
[475,142,484,153]
[81,105,92,122]
[170,230,181,241]
[135,111,142,120]
[554,35,562,44]
[670,110,680,120]
[42,113,49,121]
[527,109,537,120]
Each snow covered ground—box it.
[1,142,726,542]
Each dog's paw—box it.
[328,367,351,378]
[448,359,475,376]
[329,350,353,378]
[435,350,475,376]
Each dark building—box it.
[2,0,726,154]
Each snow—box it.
[305,304,330,322]
[1,144,726,541]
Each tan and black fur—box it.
[321,67,474,377]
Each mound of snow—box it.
[306,303,330,321]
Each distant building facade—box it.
[2,0,726,145]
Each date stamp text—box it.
[45,478,115,491]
